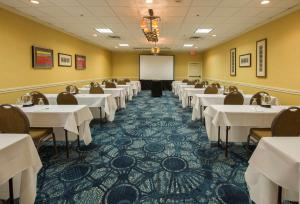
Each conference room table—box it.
[0,134,42,204]
[192,94,278,121]
[18,105,93,158]
[45,94,117,122]
[245,137,300,204]
[203,105,289,156]
[127,81,141,94]
[78,87,126,109]
[172,82,187,95]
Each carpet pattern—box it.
[36,91,252,204]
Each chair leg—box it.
[278,186,282,204]
[225,126,229,158]
[52,132,57,154]
[64,130,69,159]
[77,126,80,148]
[99,107,102,123]
[218,126,221,147]
[8,178,14,204]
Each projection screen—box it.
[139,55,174,80]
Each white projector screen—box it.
[140,55,174,80]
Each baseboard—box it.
[0,77,109,94]
[205,77,300,96]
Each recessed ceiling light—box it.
[212,34,217,37]
[95,28,113,33]
[195,28,213,34]
[261,0,270,5]
[119,44,129,47]
[93,34,98,37]
[30,0,40,4]
[146,0,153,3]
[184,44,193,47]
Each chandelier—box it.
[140,9,160,42]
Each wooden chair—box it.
[102,80,108,85]
[224,91,244,105]
[182,79,188,83]
[30,91,49,105]
[195,83,205,88]
[228,86,238,93]
[57,92,78,105]
[105,82,117,88]
[250,91,270,105]
[202,80,209,85]
[204,86,218,94]
[90,81,100,87]
[187,81,195,85]
[66,85,79,94]
[124,78,130,83]
[117,80,126,85]
[212,82,221,88]
[89,86,104,94]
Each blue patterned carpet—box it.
[36,91,252,204]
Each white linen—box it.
[129,81,141,93]
[79,88,126,108]
[116,85,133,100]
[19,105,93,144]
[192,94,278,121]
[245,137,300,204]
[204,105,288,142]
[0,134,42,204]
[173,82,187,95]
[45,94,117,121]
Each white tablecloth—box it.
[0,134,42,204]
[116,85,134,100]
[245,137,300,204]
[204,105,288,142]
[181,88,224,108]
[128,81,141,93]
[45,94,117,121]
[79,88,126,108]
[172,81,183,93]
[173,82,188,95]
[19,105,93,144]
[177,84,194,98]
[192,94,278,121]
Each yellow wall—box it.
[202,9,300,105]
[112,51,202,80]
[0,7,112,103]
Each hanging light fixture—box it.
[140,9,160,42]
[151,42,160,55]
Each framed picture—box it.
[230,48,236,76]
[58,53,72,67]
[239,53,251,67]
[32,46,53,68]
[75,55,86,70]
[256,39,267,77]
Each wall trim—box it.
[206,77,300,96]
[0,77,109,94]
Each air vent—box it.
[189,36,202,40]
[108,35,121,40]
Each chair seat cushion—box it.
[29,128,52,140]
[251,128,272,139]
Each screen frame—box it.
[139,54,175,80]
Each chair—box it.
[182,79,188,83]
[204,86,218,94]
[228,86,238,93]
[224,91,244,105]
[250,91,270,105]
[102,80,108,85]
[187,81,195,85]
[124,78,130,83]
[105,82,117,88]
[202,80,209,85]
[117,80,126,85]
[57,92,78,105]
[112,78,118,82]
[212,82,221,88]
[90,86,104,94]
[90,81,100,87]
[30,91,49,105]
[195,83,205,88]
[66,85,79,94]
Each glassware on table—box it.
[260,93,272,108]
[38,98,45,105]
[251,98,258,105]
[21,93,33,106]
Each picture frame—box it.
[230,48,236,76]
[58,53,72,67]
[256,39,267,78]
[239,53,251,67]
[75,54,86,70]
[32,46,53,69]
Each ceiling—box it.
[1,0,300,52]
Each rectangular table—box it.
[19,105,93,158]
[177,84,194,98]
[245,137,300,204]
[45,94,117,122]
[79,87,126,109]
[204,105,289,157]
[173,82,187,95]
[192,94,278,121]
[128,81,141,94]
[0,134,42,204]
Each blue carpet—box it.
[36,91,252,204]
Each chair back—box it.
[195,83,204,88]
[271,107,300,136]
[102,80,108,85]
[228,86,238,93]
[0,104,30,133]
[187,81,195,85]
[90,81,100,87]
[212,82,221,88]
[117,80,126,85]
[57,92,78,105]
[90,86,104,94]
[250,91,270,105]
[105,82,117,88]
[30,91,49,105]
[112,78,118,82]
[124,78,130,83]
[224,91,244,105]
[66,85,79,94]
[202,80,209,85]
[204,86,218,94]
[182,79,188,83]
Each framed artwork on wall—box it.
[58,53,72,67]
[256,39,267,77]
[230,48,236,76]
[75,54,86,70]
[239,53,251,67]
[32,46,53,69]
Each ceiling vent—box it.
[107,35,121,40]
[189,36,203,40]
